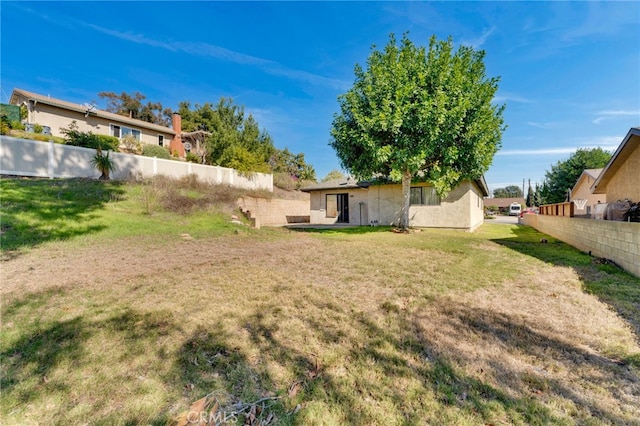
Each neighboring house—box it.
[484,197,525,214]
[570,169,605,216]
[9,88,186,156]
[592,127,640,203]
[301,177,489,231]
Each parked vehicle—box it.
[509,203,522,216]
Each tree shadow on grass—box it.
[217,294,639,424]
[491,224,640,347]
[0,178,126,258]
[1,297,181,425]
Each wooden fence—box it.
[539,201,574,217]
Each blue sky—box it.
[2,1,639,193]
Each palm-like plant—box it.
[91,148,115,180]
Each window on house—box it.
[110,124,141,140]
[158,135,164,146]
[410,186,440,206]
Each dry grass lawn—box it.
[2,216,639,424]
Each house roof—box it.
[591,127,640,194]
[571,168,602,194]
[301,176,490,197]
[484,197,525,208]
[10,88,176,135]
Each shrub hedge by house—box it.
[64,131,120,151]
[141,144,171,159]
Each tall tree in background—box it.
[322,169,347,182]
[177,98,274,173]
[540,148,611,204]
[534,183,542,207]
[526,181,534,207]
[492,185,523,198]
[177,98,315,177]
[98,92,172,126]
[331,34,505,229]
[269,148,316,181]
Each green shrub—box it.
[0,121,9,135]
[94,135,120,151]
[9,120,25,131]
[61,121,119,151]
[141,144,171,159]
[186,152,200,163]
[33,123,43,134]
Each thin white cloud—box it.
[498,144,619,156]
[493,92,532,104]
[460,27,496,49]
[82,23,350,90]
[593,110,640,125]
[526,121,561,130]
[12,3,349,92]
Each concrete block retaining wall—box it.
[521,214,640,277]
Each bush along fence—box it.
[0,136,273,191]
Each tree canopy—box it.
[177,98,316,177]
[540,147,611,204]
[330,33,505,228]
[492,185,523,198]
[321,169,347,182]
[98,91,172,127]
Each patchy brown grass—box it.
[1,224,639,425]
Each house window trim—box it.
[326,193,339,218]
[110,123,141,141]
[325,193,349,222]
[410,186,441,206]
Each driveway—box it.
[487,215,519,225]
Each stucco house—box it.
[591,127,640,203]
[9,88,186,156]
[570,168,605,216]
[301,177,488,231]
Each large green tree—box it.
[330,34,505,229]
[177,98,275,173]
[540,147,611,204]
[492,185,523,198]
[177,98,315,176]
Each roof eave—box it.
[590,127,640,194]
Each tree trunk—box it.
[400,170,412,229]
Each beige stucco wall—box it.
[368,181,480,229]
[17,98,173,147]
[308,180,484,229]
[309,187,369,225]
[572,175,606,215]
[521,214,640,278]
[468,182,485,231]
[605,146,640,203]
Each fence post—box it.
[48,139,54,179]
